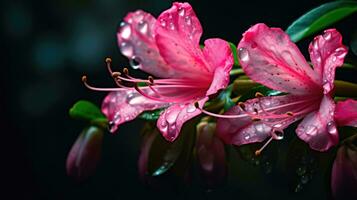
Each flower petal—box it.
[308,29,348,94]
[154,2,211,78]
[118,10,172,77]
[237,23,320,95]
[296,95,338,151]
[203,38,234,96]
[157,98,207,142]
[216,95,315,145]
[101,89,168,133]
[335,99,357,127]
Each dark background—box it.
[2,0,356,199]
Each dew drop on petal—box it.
[327,121,337,135]
[129,56,142,69]
[335,47,347,58]
[137,20,148,34]
[238,47,249,62]
[120,42,134,57]
[322,80,332,94]
[272,128,284,140]
[178,8,185,16]
[186,104,196,113]
[160,19,166,27]
[305,125,317,136]
[185,16,191,25]
[254,124,264,132]
[169,22,175,30]
[323,32,331,40]
[312,39,319,50]
[119,22,131,40]
[244,134,250,141]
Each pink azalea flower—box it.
[84,2,233,141]
[216,23,353,152]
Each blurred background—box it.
[2,0,356,199]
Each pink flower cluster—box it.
[86,2,357,152]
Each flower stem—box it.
[335,80,357,97]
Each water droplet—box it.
[185,16,191,25]
[119,42,134,57]
[178,8,185,16]
[238,47,249,62]
[315,55,321,63]
[160,19,166,27]
[137,20,148,34]
[119,22,131,40]
[301,175,309,184]
[168,14,173,19]
[327,121,337,135]
[332,56,337,62]
[169,22,175,30]
[322,80,331,94]
[335,47,347,58]
[113,112,121,124]
[129,56,141,69]
[323,32,331,40]
[186,104,196,113]
[166,111,178,124]
[244,134,250,140]
[272,128,284,140]
[312,39,319,50]
[255,124,264,132]
[305,125,318,136]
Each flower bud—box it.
[331,134,357,200]
[196,121,227,188]
[66,126,103,181]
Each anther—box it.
[238,102,246,110]
[111,72,121,78]
[252,117,261,122]
[148,76,154,84]
[105,57,112,63]
[286,111,294,116]
[81,75,87,82]
[255,92,264,98]
[123,68,129,75]
[255,137,273,156]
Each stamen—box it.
[238,102,246,110]
[148,76,154,85]
[255,92,264,98]
[111,72,121,78]
[286,111,294,116]
[123,68,129,75]
[255,137,273,156]
[252,117,261,122]
[81,75,127,92]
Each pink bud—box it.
[196,122,227,187]
[331,135,357,200]
[66,126,103,181]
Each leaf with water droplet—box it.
[286,1,357,42]
[69,100,108,128]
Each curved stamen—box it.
[82,75,128,92]
[255,137,273,156]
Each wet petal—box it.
[308,29,348,94]
[237,23,320,95]
[157,98,207,142]
[203,38,234,96]
[335,99,357,127]
[296,95,338,151]
[118,10,172,77]
[101,89,168,133]
[216,95,316,145]
[154,2,211,78]
[66,126,103,181]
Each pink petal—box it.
[101,89,168,133]
[296,95,338,151]
[308,29,348,94]
[117,10,172,77]
[237,23,321,95]
[157,98,207,142]
[203,38,234,96]
[154,2,212,78]
[216,95,316,145]
[335,99,357,127]
[66,126,103,181]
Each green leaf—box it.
[229,42,240,66]
[69,100,107,123]
[218,85,235,111]
[286,1,357,42]
[238,85,283,102]
[139,109,164,121]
